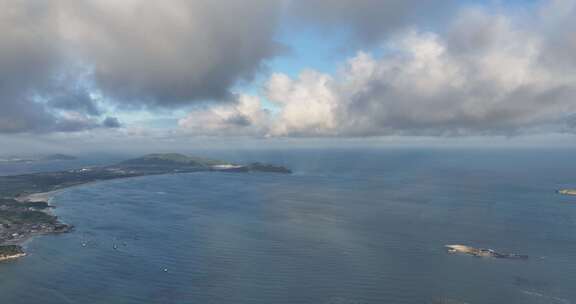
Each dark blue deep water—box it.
[1,149,576,303]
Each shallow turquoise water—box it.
[1,149,576,303]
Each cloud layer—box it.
[2,0,576,139]
[181,1,576,137]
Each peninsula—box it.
[0,153,291,260]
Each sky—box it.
[1,0,576,153]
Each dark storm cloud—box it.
[0,0,62,133]
[0,0,284,133]
[61,0,283,107]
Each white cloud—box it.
[251,2,576,137]
[178,1,576,138]
[266,71,340,136]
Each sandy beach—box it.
[16,190,63,203]
[0,252,26,262]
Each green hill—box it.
[120,153,230,168]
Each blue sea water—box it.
[1,148,576,304]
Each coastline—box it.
[1,174,209,260]
[0,244,27,262]
[1,189,73,260]
[0,153,292,262]
[3,176,172,258]
[0,252,26,262]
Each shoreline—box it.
[0,253,26,262]
[1,175,189,260]
[1,175,199,259]
[0,154,292,262]
[0,244,27,262]
[1,189,74,260]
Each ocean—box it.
[1,148,575,303]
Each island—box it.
[558,189,576,196]
[445,244,528,260]
[0,153,291,260]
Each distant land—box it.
[0,154,77,164]
[0,153,291,261]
